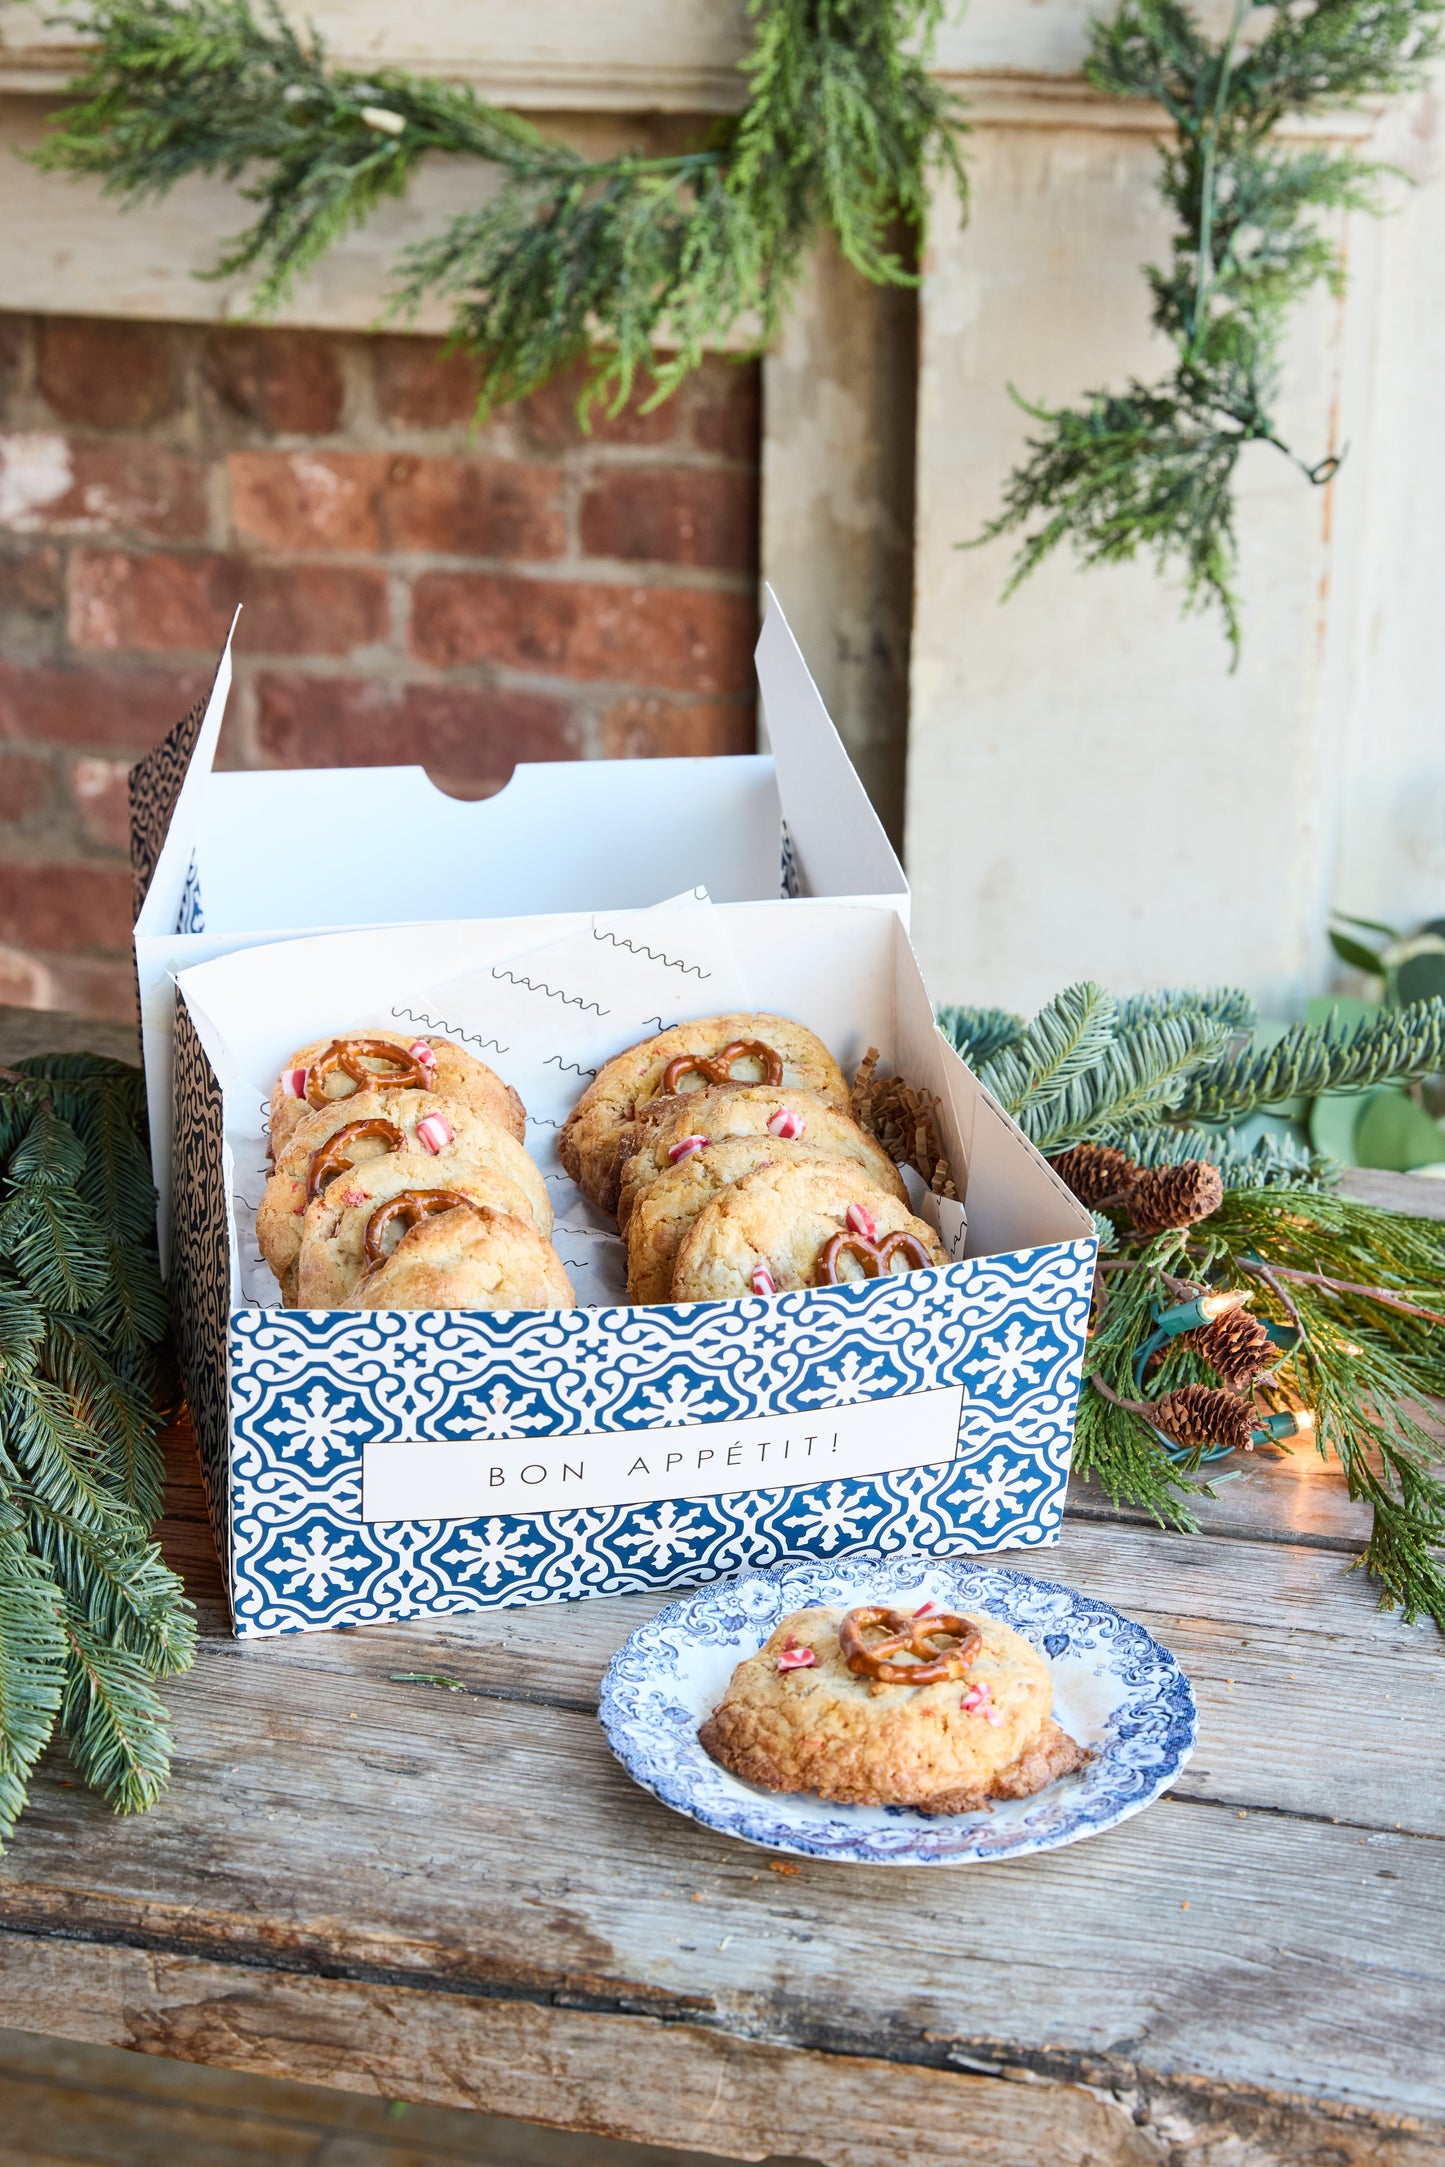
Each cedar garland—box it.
[27,0,967,424]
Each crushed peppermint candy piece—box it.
[282,1067,307,1098]
[340,1186,366,1208]
[415,1112,454,1155]
[669,1134,709,1163]
[767,1107,805,1139]
[408,1039,437,1071]
[962,1680,1000,1722]
[846,1200,878,1242]
[776,1646,816,1673]
[751,1264,777,1296]
[914,1599,938,1617]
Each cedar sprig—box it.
[30,0,967,424]
[973,0,1445,657]
[1083,1188,1445,1625]
[0,1055,190,1849]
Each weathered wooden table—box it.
[0,1011,1441,2165]
[1,1419,1440,2166]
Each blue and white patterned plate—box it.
[598,1557,1196,1864]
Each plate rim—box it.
[598,1553,1198,1866]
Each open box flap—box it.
[131,608,238,936]
[756,586,908,919]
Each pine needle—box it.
[973,0,1445,654]
[31,0,968,422]
[0,1057,188,1848]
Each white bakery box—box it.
[130,591,1094,1637]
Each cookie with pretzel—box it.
[559,1013,849,1213]
[294,1152,549,1309]
[625,1136,845,1304]
[669,1159,943,1304]
[616,1086,905,1233]
[268,1030,525,1156]
[256,1088,551,1303]
[356,1197,574,1312]
[698,1602,1085,1813]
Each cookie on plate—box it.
[559,1014,849,1213]
[294,1152,547,1309]
[616,1085,905,1232]
[257,1087,551,1299]
[669,1159,943,1303]
[698,1602,1085,1813]
[269,1030,525,1155]
[356,1197,575,1312]
[625,1135,843,1304]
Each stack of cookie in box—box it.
[256,1030,573,1310]
[560,1012,946,1305]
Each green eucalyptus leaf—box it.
[1397,952,1445,1009]
[1353,1088,1445,1174]
[1329,930,1386,976]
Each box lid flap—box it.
[131,609,238,935]
[756,585,907,908]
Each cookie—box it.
[257,1087,551,1298]
[625,1136,844,1304]
[616,1085,905,1233]
[294,1152,547,1309]
[356,1199,575,1312]
[269,1030,525,1156]
[559,1014,849,1213]
[698,1603,1085,1813]
[670,1159,943,1303]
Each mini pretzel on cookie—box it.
[659,1039,784,1096]
[307,1116,406,1200]
[839,1605,983,1685]
[816,1226,936,1284]
[306,1037,425,1107]
[669,1159,944,1304]
[269,1030,525,1156]
[362,1188,479,1268]
[559,1013,849,1213]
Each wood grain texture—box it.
[2,1423,1443,2160]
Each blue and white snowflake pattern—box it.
[967,1321,1049,1399]
[223,1234,1094,1634]
[782,1481,885,1553]
[957,1452,1044,1531]
[280,1525,363,1601]
[274,1385,370,1470]
[453,1382,551,1441]
[439,1518,548,1589]
[614,1500,708,1570]
[797,1350,888,1407]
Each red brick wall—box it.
[0,314,761,1023]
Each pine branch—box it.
[1110,1121,1335,1190]
[1177,997,1445,1121]
[60,1618,176,1815]
[935,1003,1027,1068]
[976,0,1445,654]
[32,0,968,422]
[0,1506,66,1846]
[975,982,1118,1115]
[0,1055,185,1846]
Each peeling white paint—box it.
[0,432,72,530]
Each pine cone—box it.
[1127,1159,1224,1237]
[1154,1385,1255,1456]
[1049,1143,1135,1209]
[1187,1308,1274,1389]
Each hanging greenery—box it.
[27,0,967,423]
[939,985,1445,1625]
[0,1055,191,1851]
[972,0,1445,659]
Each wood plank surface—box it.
[1,1007,1443,2161]
[3,1417,1443,2165]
